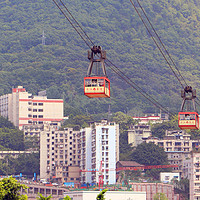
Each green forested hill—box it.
[0,0,200,116]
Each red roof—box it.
[117,161,144,167]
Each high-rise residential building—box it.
[40,120,119,185]
[80,120,119,185]
[0,86,64,129]
[40,125,80,183]
[183,152,200,200]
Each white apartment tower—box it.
[0,86,63,129]
[80,120,119,185]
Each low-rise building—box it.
[128,124,151,147]
[0,150,38,160]
[128,113,169,148]
[130,182,179,200]
[160,172,180,183]
[64,191,146,200]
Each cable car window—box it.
[190,114,195,120]
[85,79,91,87]
[91,79,97,86]
[105,80,108,89]
[185,114,191,120]
[98,79,104,87]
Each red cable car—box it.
[178,112,199,130]
[178,86,199,130]
[84,77,110,98]
[84,46,110,98]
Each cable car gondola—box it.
[84,46,110,98]
[178,86,199,130]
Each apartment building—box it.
[40,125,80,183]
[182,152,200,200]
[128,114,169,148]
[0,86,64,129]
[128,124,151,147]
[146,130,200,176]
[80,120,119,185]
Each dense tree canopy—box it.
[130,142,168,165]
[151,116,179,139]
[0,177,28,200]
[0,0,199,116]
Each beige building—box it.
[40,120,119,185]
[0,86,64,129]
[0,150,38,160]
[128,114,169,148]
[128,124,151,147]
[40,125,80,183]
[64,191,146,200]
[146,130,200,176]
[183,152,200,200]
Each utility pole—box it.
[42,30,46,45]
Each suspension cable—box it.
[52,0,175,116]
[134,0,188,87]
[129,0,185,89]
[52,0,94,48]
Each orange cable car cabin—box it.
[178,86,199,130]
[84,77,110,98]
[178,112,199,130]
[84,46,110,98]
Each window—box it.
[28,121,32,124]
[38,115,43,118]
[28,102,32,105]
[28,114,32,117]
[38,121,43,124]
[33,103,37,106]
[33,109,37,112]
[38,109,43,112]
[38,103,43,106]
[28,108,32,111]
[33,115,37,118]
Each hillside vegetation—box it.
[0,0,200,115]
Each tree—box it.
[130,142,169,180]
[151,116,179,139]
[154,193,168,200]
[96,189,107,200]
[130,142,168,166]
[37,193,52,200]
[174,178,189,200]
[63,196,71,200]
[0,176,28,200]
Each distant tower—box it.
[42,30,46,45]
